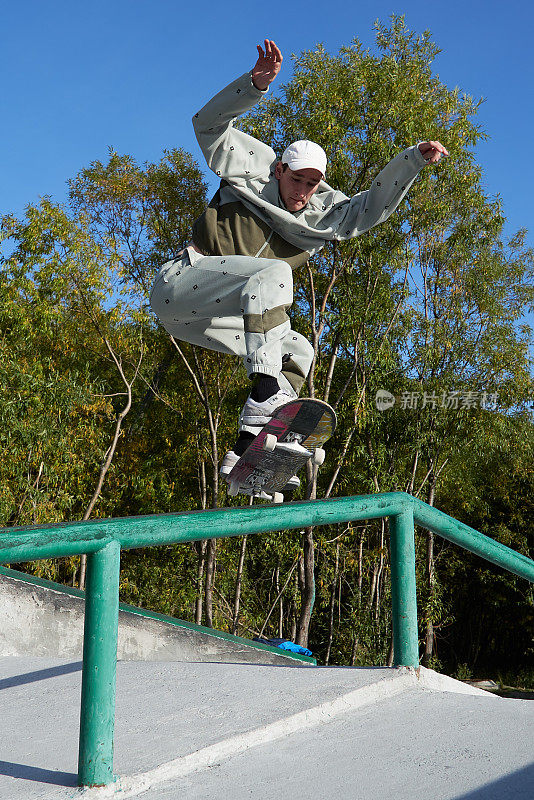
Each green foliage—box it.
[0,203,115,526]
[68,147,208,296]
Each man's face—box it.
[275,162,322,212]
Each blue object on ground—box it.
[253,637,312,657]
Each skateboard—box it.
[226,398,337,503]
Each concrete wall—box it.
[0,568,314,666]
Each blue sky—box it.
[2,0,532,257]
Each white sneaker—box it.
[220,450,239,477]
[239,389,294,428]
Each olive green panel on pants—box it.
[244,305,290,334]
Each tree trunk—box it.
[296,458,319,648]
[275,563,283,637]
[296,528,315,647]
[203,438,220,630]
[373,519,385,622]
[204,538,217,628]
[278,576,284,638]
[231,536,247,635]
[350,633,359,666]
[290,570,298,641]
[193,459,209,623]
[422,477,437,667]
[367,564,379,612]
[358,527,365,605]
[325,541,340,665]
[194,540,206,625]
[290,609,297,643]
[386,636,395,667]
[422,530,435,667]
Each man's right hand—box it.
[252,39,283,91]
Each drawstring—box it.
[254,230,274,258]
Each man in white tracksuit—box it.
[150,40,448,484]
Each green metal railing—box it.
[1,491,533,787]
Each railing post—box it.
[78,540,121,787]
[389,508,419,667]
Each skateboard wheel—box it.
[272,492,284,504]
[312,448,325,466]
[227,481,240,496]
[263,434,277,452]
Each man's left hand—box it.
[418,141,449,164]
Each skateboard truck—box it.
[262,435,325,466]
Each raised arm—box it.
[319,140,448,241]
[251,39,283,91]
[192,42,283,182]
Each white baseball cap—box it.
[281,140,327,177]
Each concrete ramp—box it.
[1,658,533,800]
[0,566,313,665]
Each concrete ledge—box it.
[0,566,314,665]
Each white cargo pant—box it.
[149,246,314,397]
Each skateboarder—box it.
[149,40,448,483]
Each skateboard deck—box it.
[226,398,337,502]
